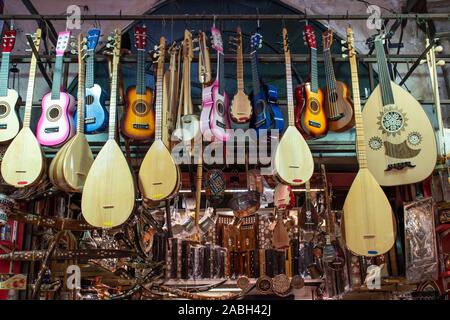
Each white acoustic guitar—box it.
[1,29,44,187]
[81,30,135,228]
[273,28,313,186]
[343,27,395,257]
[0,29,20,143]
[362,33,437,186]
[138,37,180,202]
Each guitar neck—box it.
[86,51,95,88]
[51,55,64,100]
[136,49,146,95]
[348,43,368,168]
[0,52,10,96]
[182,53,193,115]
[323,49,336,91]
[194,145,203,227]
[155,54,164,141]
[284,50,295,126]
[108,56,119,140]
[77,51,85,134]
[374,40,394,106]
[217,51,225,95]
[250,50,261,97]
[310,48,318,93]
[23,48,39,128]
[236,40,244,92]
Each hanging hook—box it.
[213,15,217,28]
[256,7,260,30]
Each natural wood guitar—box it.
[343,27,395,257]
[1,29,44,188]
[273,28,314,186]
[81,30,136,228]
[138,37,180,202]
[230,27,252,128]
[322,29,354,132]
[362,33,437,186]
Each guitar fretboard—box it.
[23,44,39,128]
[250,50,261,97]
[310,48,318,93]
[86,50,95,89]
[284,50,295,127]
[51,55,64,100]
[154,49,165,141]
[77,46,86,134]
[374,39,395,106]
[323,49,336,91]
[0,52,10,97]
[218,51,225,96]
[236,39,244,92]
[108,54,119,140]
[136,49,146,95]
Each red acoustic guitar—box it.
[295,25,327,139]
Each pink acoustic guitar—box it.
[36,31,75,147]
[200,26,231,141]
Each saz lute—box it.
[81,30,135,228]
[1,29,44,187]
[0,29,20,143]
[230,27,252,128]
[343,27,395,257]
[138,37,180,202]
[362,33,437,186]
[273,28,314,186]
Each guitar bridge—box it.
[85,117,96,124]
[133,123,149,130]
[0,124,7,129]
[44,127,59,133]
[308,120,321,128]
[328,114,344,121]
[385,162,416,171]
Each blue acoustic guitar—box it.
[74,28,108,133]
[249,31,284,135]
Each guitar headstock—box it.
[303,25,317,49]
[250,31,263,52]
[56,31,71,56]
[105,29,122,63]
[134,26,147,50]
[366,32,385,50]
[211,26,223,53]
[27,28,42,51]
[322,29,334,50]
[86,28,101,51]
[153,37,166,67]
[346,27,356,58]
[228,27,242,53]
[183,29,193,61]
[282,28,290,54]
[77,33,88,63]
[2,29,17,53]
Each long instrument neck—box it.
[236,41,244,92]
[250,50,261,97]
[77,57,85,134]
[310,48,318,93]
[217,51,225,95]
[108,57,119,140]
[323,49,336,91]
[23,49,39,128]
[51,55,64,100]
[0,52,10,96]
[86,50,95,89]
[136,49,146,95]
[284,49,295,126]
[349,49,368,169]
[155,59,164,141]
[374,40,394,106]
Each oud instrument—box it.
[81,30,136,228]
[322,29,354,132]
[249,30,284,134]
[343,27,395,257]
[74,28,108,133]
[295,25,328,139]
[0,29,20,143]
[200,25,231,142]
[50,33,94,193]
[1,29,44,187]
[229,27,252,129]
[138,37,180,202]
[36,31,76,147]
[121,26,155,141]
[273,28,314,186]
[362,33,437,186]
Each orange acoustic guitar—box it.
[295,25,327,139]
[121,26,155,141]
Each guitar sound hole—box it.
[0,104,8,116]
[135,102,147,114]
[49,108,60,119]
[217,102,224,115]
[310,100,319,112]
[85,95,94,105]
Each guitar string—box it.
[324,48,336,119]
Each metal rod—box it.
[1,13,450,21]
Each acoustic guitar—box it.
[0,29,20,143]
[173,30,200,142]
[322,29,354,132]
[53,33,94,192]
[229,27,252,129]
[74,28,108,134]
[362,33,437,186]
[201,25,231,142]
[1,29,44,188]
[121,26,155,141]
[295,25,327,139]
[36,31,76,147]
[299,180,319,231]
[343,27,395,257]
[81,30,136,228]
[138,37,180,202]
[273,28,314,186]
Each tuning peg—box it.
[435,45,444,53]
[106,43,112,48]
[437,59,445,66]
[342,53,348,58]
[419,59,427,65]
[107,35,113,42]
[341,39,346,45]
[341,46,347,52]
[70,49,77,55]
